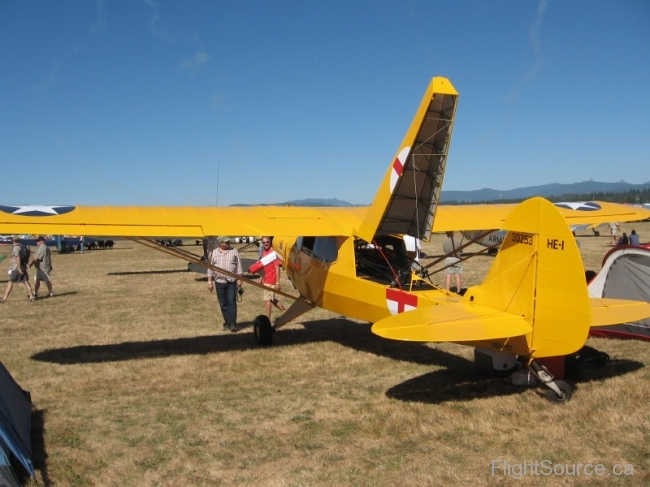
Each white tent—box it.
[588,245,650,340]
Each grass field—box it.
[1,221,649,486]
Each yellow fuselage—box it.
[274,235,458,324]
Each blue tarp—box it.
[0,361,34,485]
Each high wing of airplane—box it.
[455,202,648,251]
[433,201,650,233]
[3,77,650,403]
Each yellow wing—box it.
[0,205,366,238]
[433,201,650,232]
[371,302,532,343]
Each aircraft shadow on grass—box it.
[31,317,644,403]
[383,359,644,404]
[31,318,466,369]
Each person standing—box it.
[609,222,620,245]
[1,236,35,303]
[442,231,463,293]
[30,236,54,298]
[206,236,243,332]
[259,237,286,320]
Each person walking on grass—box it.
[30,236,54,298]
[206,236,243,332]
[1,236,35,303]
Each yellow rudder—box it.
[464,197,591,357]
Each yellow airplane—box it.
[3,77,650,402]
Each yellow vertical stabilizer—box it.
[357,77,458,242]
[464,197,591,357]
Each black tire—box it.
[253,315,273,346]
[545,380,572,403]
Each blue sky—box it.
[1,1,649,206]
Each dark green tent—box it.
[0,362,34,487]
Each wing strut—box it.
[423,230,500,276]
[127,237,311,305]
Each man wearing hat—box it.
[1,236,35,303]
[206,236,243,331]
[30,236,54,298]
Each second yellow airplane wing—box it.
[371,302,532,343]
[433,201,650,232]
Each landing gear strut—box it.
[528,360,573,403]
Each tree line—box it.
[443,188,650,205]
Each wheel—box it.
[544,380,572,403]
[253,315,273,346]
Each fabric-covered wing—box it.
[433,201,650,233]
[371,302,532,343]
[0,205,367,238]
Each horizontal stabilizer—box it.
[590,298,650,327]
[371,302,532,343]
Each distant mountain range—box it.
[232,198,356,207]
[233,180,650,207]
[440,180,650,203]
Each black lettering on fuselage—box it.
[546,238,565,250]
[511,233,533,245]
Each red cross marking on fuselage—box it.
[386,288,418,314]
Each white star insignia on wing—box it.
[11,205,67,215]
[0,205,76,216]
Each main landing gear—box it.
[253,315,274,346]
[528,360,573,403]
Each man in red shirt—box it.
[260,237,286,319]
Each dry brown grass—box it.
[1,221,649,486]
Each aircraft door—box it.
[287,236,339,303]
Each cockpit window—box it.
[297,236,338,263]
[313,237,338,263]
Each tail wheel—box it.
[544,380,572,403]
[253,315,273,346]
